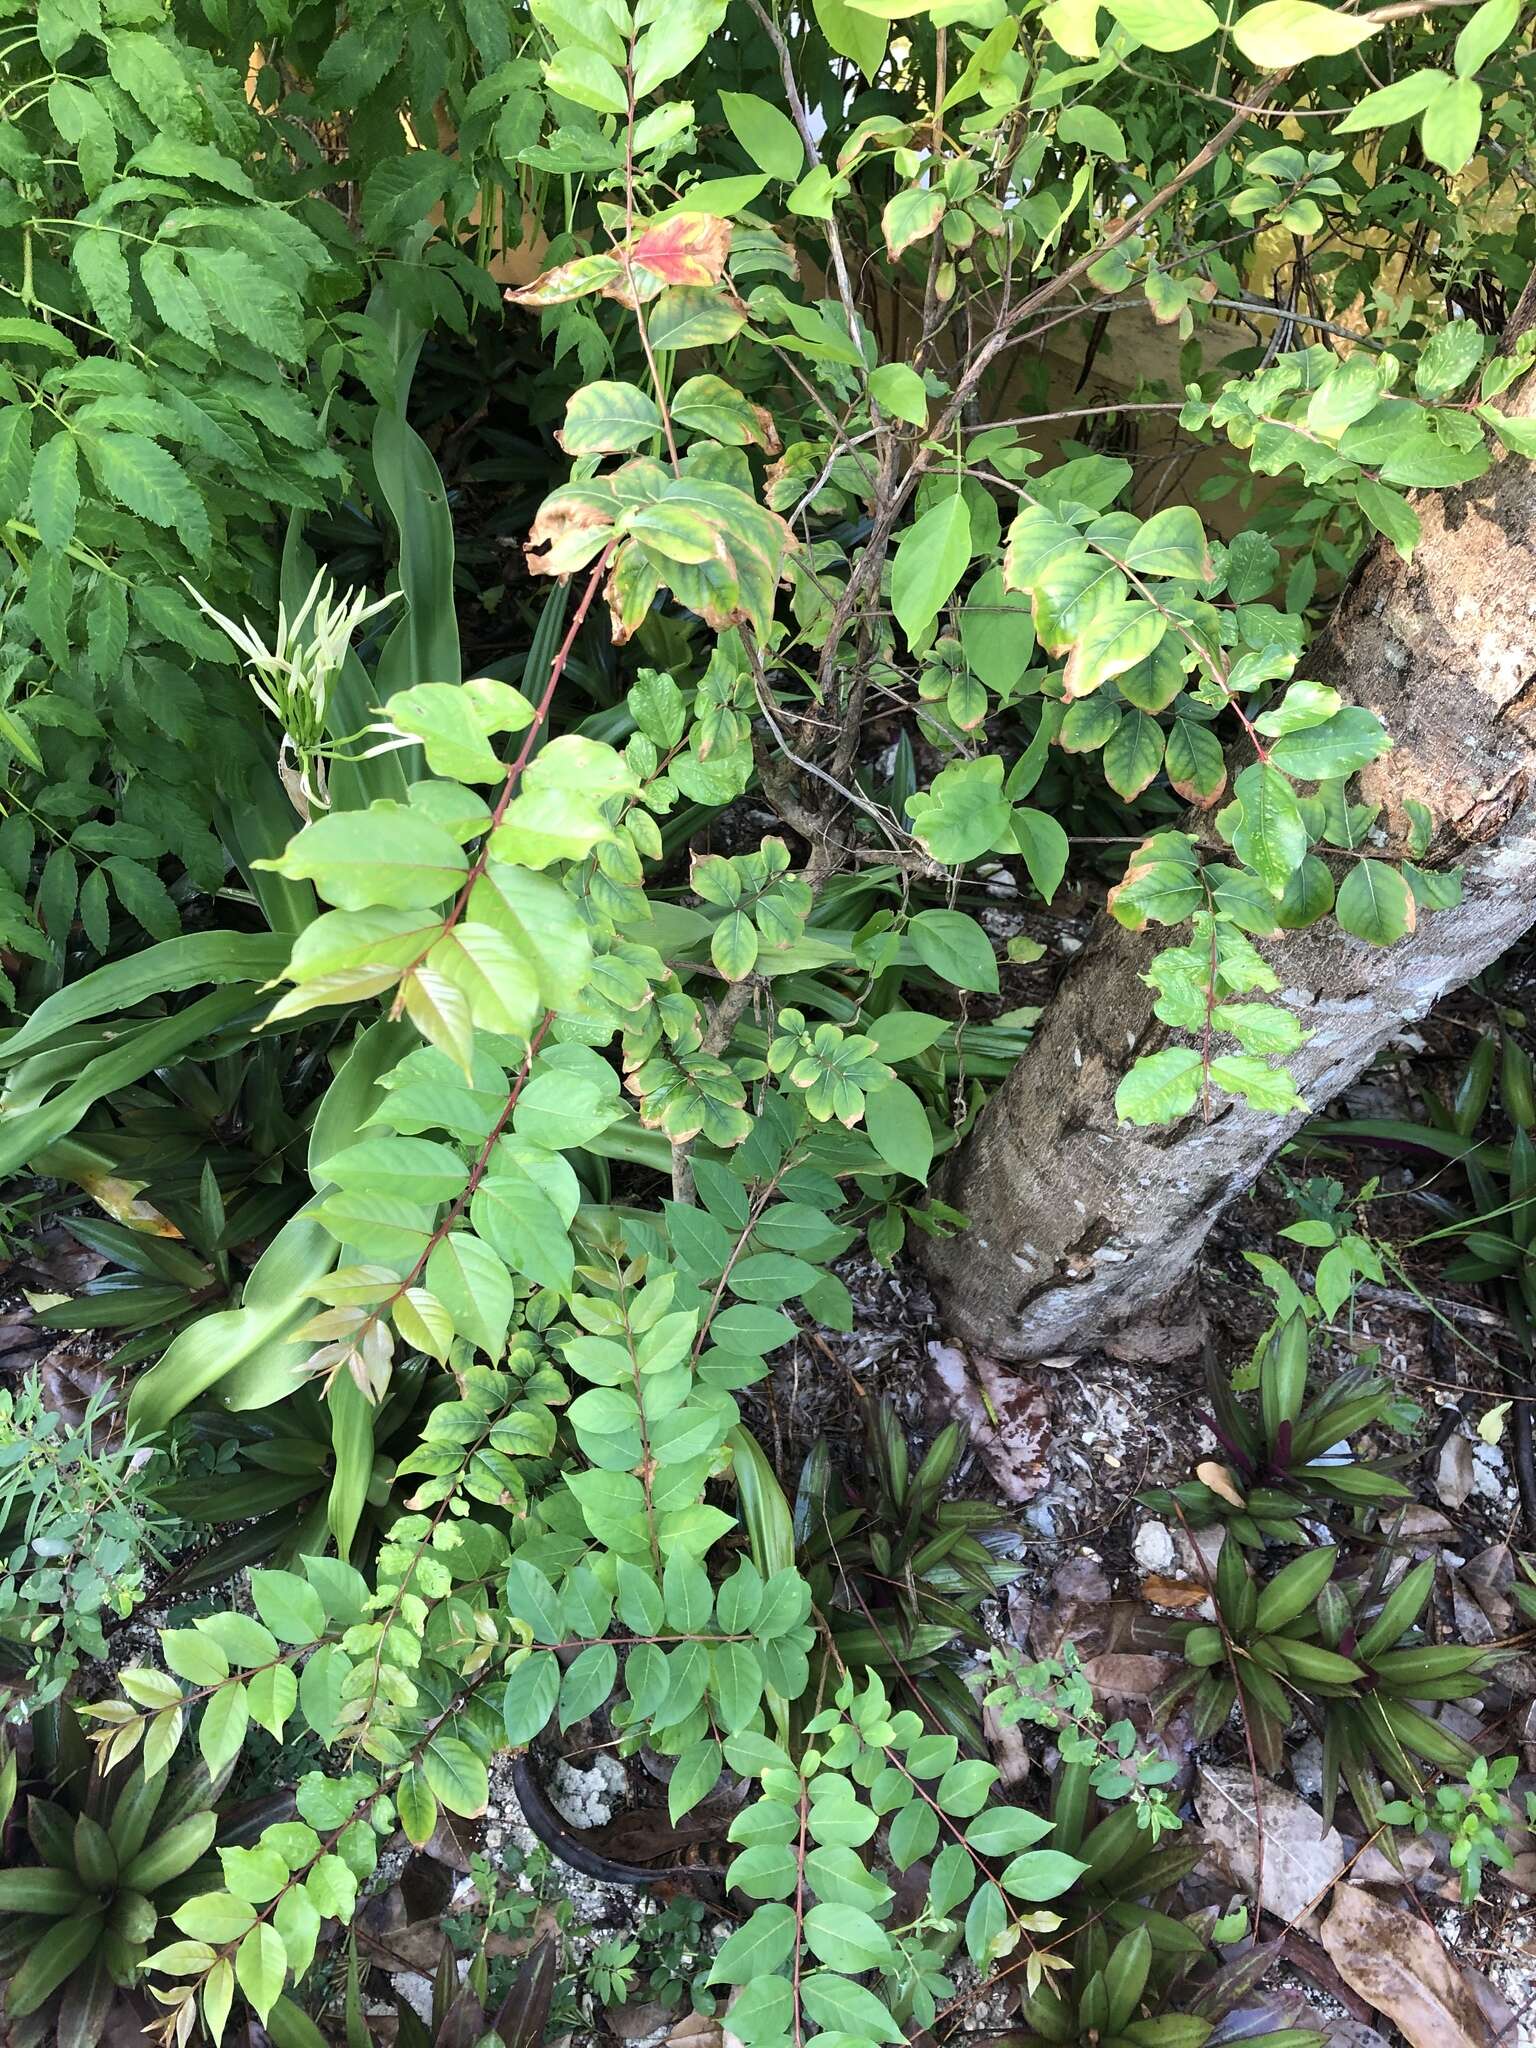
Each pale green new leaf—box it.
[1456,0,1517,76]
[1336,68,1446,132]
[422,1737,489,1817]
[891,492,972,643]
[1422,75,1482,172]
[1115,1047,1202,1125]
[1104,0,1219,48]
[1208,1052,1305,1112]
[864,1077,934,1179]
[720,91,804,180]
[800,1970,906,2044]
[633,0,727,95]
[1232,0,1380,68]
[1119,505,1210,579]
[258,808,467,911]
[387,678,535,783]
[1336,859,1415,945]
[1230,763,1308,896]
[869,362,928,424]
[813,0,887,75]
[234,1924,286,2024]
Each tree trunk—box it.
[921,285,1536,1361]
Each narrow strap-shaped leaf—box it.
[0,932,288,1065]
[373,406,459,698]
[0,986,264,1176]
[127,1211,339,1429]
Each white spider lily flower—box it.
[183,569,400,731]
[182,571,400,814]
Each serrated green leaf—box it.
[82,432,210,562]
[29,433,79,552]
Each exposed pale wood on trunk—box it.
[921,279,1536,1360]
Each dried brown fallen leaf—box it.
[1195,1458,1246,1507]
[1196,1765,1347,1928]
[607,2002,677,2045]
[1352,1836,1437,1888]
[1460,1542,1515,1632]
[1396,1503,1455,1541]
[1141,1574,1209,1610]
[1080,1651,1174,1699]
[982,1700,1031,1791]
[1320,2020,1394,2048]
[666,2013,722,2048]
[926,1341,1050,1502]
[1435,1434,1474,1510]
[1319,1882,1495,2048]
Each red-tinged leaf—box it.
[490,1938,558,2048]
[626,214,732,288]
[505,252,624,307]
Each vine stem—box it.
[791,1780,809,2048]
[316,539,622,1387]
[1200,900,1221,1124]
[154,1657,507,2046]
[816,1594,1043,1966]
[621,1277,666,1578]
[689,1154,794,1366]
[311,1014,552,1403]
[806,71,1293,717]
[619,42,681,473]
[431,539,617,946]
[741,0,859,337]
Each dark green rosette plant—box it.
[0,1715,224,2048]
[1013,1916,1325,2048]
[1159,1547,1493,1822]
[796,1403,1025,1741]
[1141,1312,1410,1547]
[1015,1758,1320,2047]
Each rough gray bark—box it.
[921,285,1536,1361]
